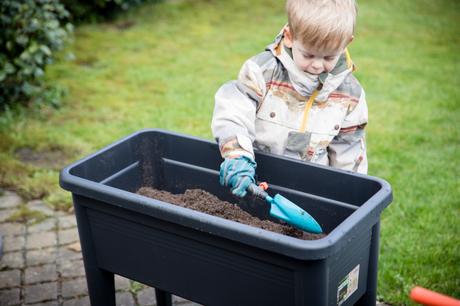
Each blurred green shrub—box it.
[0,0,145,111]
[61,0,143,23]
[0,0,73,110]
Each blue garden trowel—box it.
[247,183,323,234]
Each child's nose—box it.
[311,59,323,69]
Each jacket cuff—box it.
[219,135,254,160]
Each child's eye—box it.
[303,54,314,59]
[325,56,336,61]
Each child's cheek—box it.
[292,52,307,71]
[294,57,309,72]
[324,62,333,72]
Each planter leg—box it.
[355,221,380,306]
[155,288,173,306]
[85,268,116,306]
[73,200,116,306]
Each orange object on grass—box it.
[410,286,460,306]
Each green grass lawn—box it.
[0,0,459,304]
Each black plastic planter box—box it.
[59,129,392,306]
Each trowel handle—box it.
[248,183,269,200]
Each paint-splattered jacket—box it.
[211,29,368,173]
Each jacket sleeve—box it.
[327,89,368,174]
[211,58,268,159]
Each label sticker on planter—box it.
[337,264,359,305]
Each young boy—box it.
[212,0,367,197]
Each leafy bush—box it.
[61,0,144,23]
[0,0,148,110]
[0,0,73,109]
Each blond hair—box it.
[286,0,357,51]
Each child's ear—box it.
[283,26,294,48]
[342,35,354,52]
[347,35,354,45]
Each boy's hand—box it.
[219,156,256,197]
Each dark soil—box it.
[137,187,326,240]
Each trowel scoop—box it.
[247,183,323,234]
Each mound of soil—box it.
[137,187,325,240]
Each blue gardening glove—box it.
[219,156,256,197]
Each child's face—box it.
[290,41,342,75]
[283,27,350,75]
